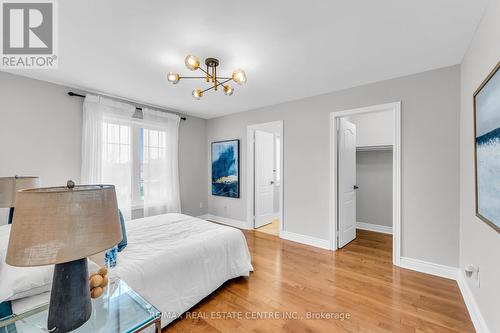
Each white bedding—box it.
[12,213,253,327]
[116,213,253,326]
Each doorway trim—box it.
[246,120,284,237]
[329,102,401,266]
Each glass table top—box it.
[0,279,160,333]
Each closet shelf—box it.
[356,145,393,152]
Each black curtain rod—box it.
[67,92,187,121]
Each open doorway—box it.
[246,121,283,237]
[330,103,401,265]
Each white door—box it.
[254,130,275,228]
[338,118,357,248]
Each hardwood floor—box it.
[255,218,280,236]
[165,229,474,333]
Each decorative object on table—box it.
[473,60,500,233]
[211,140,240,198]
[117,209,128,252]
[0,176,40,224]
[167,55,246,99]
[89,267,109,299]
[104,245,118,284]
[6,180,122,333]
[88,209,127,268]
[105,246,118,268]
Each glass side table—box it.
[0,279,161,333]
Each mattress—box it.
[12,213,253,328]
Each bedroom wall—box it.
[459,0,500,331]
[178,113,209,216]
[0,71,208,223]
[207,65,460,267]
[356,150,392,228]
[348,110,394,147]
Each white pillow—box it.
[0,224,99,302]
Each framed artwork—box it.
[211,139,240,198]
[474,61,500,233]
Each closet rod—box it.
[67,92,187,121]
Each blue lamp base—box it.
[47,258,91,333]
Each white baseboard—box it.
[399,257,458,280]
[280,231,331,250]
[456,271,490,333]
[356,221,393,234]
[197,214,249,230]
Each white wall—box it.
[356,150,392,228]
[459,0,500,331]
[0,72,208,223]
[349,110,394,147]
[179,115,209,216]
[207,65,460,267]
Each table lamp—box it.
[0,176,40,224]
[6,180,122,333]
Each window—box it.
[102,122,132,210]
[82,95,181,218]
[141,128,167,207]
[101,122,167,210]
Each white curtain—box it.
[142,108,181,216]
[81,94,136,218]
[81,95,181,219]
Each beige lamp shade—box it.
[0,176,40,207]
[6,183,122,267]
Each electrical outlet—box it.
[199,202,204,209]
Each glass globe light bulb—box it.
[192,88,203,100]
[167,72,180,84]
[232,69,247,85]
[185,55,200,71]
[223,85,234,96]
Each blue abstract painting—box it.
[474,63,500,232]
[212,140,239,198]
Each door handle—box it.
[270,181,275,185]
[353,185,359,190]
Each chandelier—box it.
[167,55,247,100]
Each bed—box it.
[2,213,253,328]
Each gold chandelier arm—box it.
[214,77,233,88]
[201,85,216,93]
[198,67,210,76]
[178,76,208,79]
[218,78,232,86]
[197,67,231,86]
[179,75,231,80]
[200,78,234,95]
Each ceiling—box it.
[6,0,488,118]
